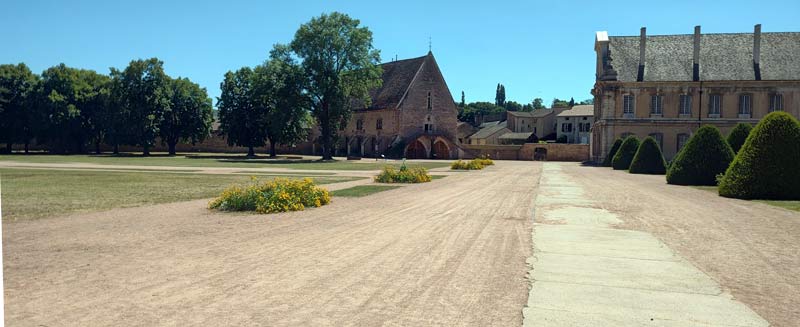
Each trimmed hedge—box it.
[451,159,485,170]
[629,137,667,174]
[611,136,640,170]
[602,138,623,167]
[727,122,752,153]
[209,177,331,213]
[719,112,800,199]
[666,125,734,186]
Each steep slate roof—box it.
[608,32,800,82]
[469,121,509,139]
[556,105,594,117]
[354,55,427,111]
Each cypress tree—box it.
[666,125,734,186]
[612,136,640,170]
[629,137,667,174]
[602,138,623,167]
[727,122,752,153]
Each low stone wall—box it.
[459,144,523,160]
[518,143,589,162]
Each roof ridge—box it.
[611,31,800,38]
[380,55,427,66]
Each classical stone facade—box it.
[337,52,459,159]
[591,25,800,161]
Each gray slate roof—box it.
[470,121,509,139]
[556,105,594,117]
[608,32,800,82]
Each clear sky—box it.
[3,0,799,107]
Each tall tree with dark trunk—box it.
[217,67,265,157]
[290,12,382,160]
[252,44,312,157]
[111,58,171,156]
[0,63,40,153]
[80,71,112,154]
[160,77,213,155]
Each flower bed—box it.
[209,177,331,214]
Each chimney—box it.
[693,25,701,81]
[753,24,762,80]
[637,27,646,82]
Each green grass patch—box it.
[692,185,800,212]
[0,168,360,221]
[0,154,451,171]
[331,185,402,197]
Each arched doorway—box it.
[405,140,427,159]
[363,137,377,158]
[432,140,450,159]
[534,147,548,161]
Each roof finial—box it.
[428,36,432,53]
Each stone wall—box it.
[518,143,590,162]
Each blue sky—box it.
[3,0,799,107]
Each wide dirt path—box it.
[3,161,539,326]
[555,162,800,327]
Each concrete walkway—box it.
[523,163,768,326]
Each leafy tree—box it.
[552,98,569,108]
[495,83,506,107]
[160,77,214,155]
[568,97,575,107]
[666,125,734,186]
[602,138,623,167]
[578,98,594,105]
[532,98,545,109]
[459,101,505,123]
[217,67,265,157]
[79,71,112,154]
[719,112,800,199]
[629,137,667,174]
[0,63,40,153]
[111,58,171,156]
[727,122,752,153]
[503,100,522,112]
[612,136,640,170]
[253,44,312,157]
[459,91,465,107]
[290,12,383,160]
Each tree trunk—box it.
[143,145,150,156]
[24,142,29,154]
[168,141,177,156]
[320,101,333,160]
[113,144,119,155]
[247,146,255,157]
[5,142,12,153]
[269,137,277,157]
[95,141,101,154]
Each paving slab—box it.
[541,207,622,227]
[533,224,679,261]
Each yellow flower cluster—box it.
[374,166,432,183]
[450,156,494,170]
[209,177,331,214]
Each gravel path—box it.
[3,161,539,326]
[558,162,800,327]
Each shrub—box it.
[628,137,667,174]
[602,138,623,167]
[727,122,752,153]
[451,157,493,170]
[376,163,432,183]
[666,125,734,186]
[475,154,494,166]
[611,136,640,170]
[718,112,800,199]
[209,177,331,214]
[556,135,568,143]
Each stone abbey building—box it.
[591,25,800,161]
[336,51,459,159]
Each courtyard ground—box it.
[2,160,537,326]
[526,162,799,327]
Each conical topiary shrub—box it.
[719,112,800,199]
[602,138,623,167]
[629,137,667,174]
[666,125,734,185]
[611,136,640,170]
[727,122,752,153]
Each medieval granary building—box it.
[591,25,800,161]
[337,51,460,159]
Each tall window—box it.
[677,133,690,152]
[356,119,363,131]
[623,95,635,115]
[376,118,383,130]
[679,94,692,115]
[739,94,752,116]
[649,133,664,150]
[561,123,573,132]
[650,95,663,115]
[427,92,432,111]
[708,94,722,116]
[769,93,783,112]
